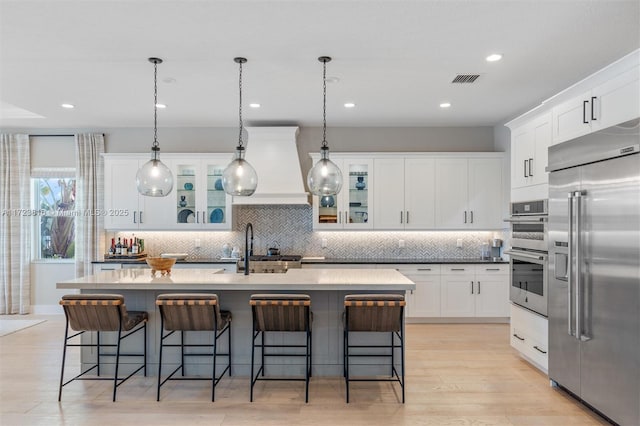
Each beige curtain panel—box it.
[0,134,31,314]
[75,133,105,278]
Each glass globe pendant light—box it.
[307,56,343,197]
[222,57,258,196]
[136,57,173,197]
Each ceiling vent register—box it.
[451,74,480,83]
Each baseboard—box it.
[31,305,64,315]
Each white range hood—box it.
[234,126,309,205]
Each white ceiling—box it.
[1,0,638,129]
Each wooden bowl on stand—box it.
[146,257,176,276]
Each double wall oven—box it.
[505,199,548,317]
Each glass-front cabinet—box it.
[311,155,374,230]
[171,155,233,230]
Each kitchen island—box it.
[57,268,414,376]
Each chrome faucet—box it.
[244,222,254,275]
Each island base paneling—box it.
[76,288,406,377]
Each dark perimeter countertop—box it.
[93,257,507,265]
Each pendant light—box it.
[136,57,173,197]
[222,57,258,196]
[307,56,343,197]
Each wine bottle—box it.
[109,238,116,255]
[116,238,122,255]
[121,238,128,256]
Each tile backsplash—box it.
[111,205,507,260]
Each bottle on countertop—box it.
[131,237,138,255]
[115,238,122,255]
[109,238,116,255]
[121,238,128,256]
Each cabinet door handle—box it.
[470,281,474,294]
[485,268,500,271]
[464,211,467,223]
[591,96,597,121]
[203,211,207,224]
[406,211,409,224]
[345,211,348,224]
[470,211,473,224]
[133,211,137,224]
[400,211,403,224]
[451,268,465,271]
[512,333,525,341]
[533,345,547,354]
[417,268,432,271]
[139,211,143,224]
[583,100,589,124]
[477,281,481,294]
[528,158,533,176]
[524,159,528,178]
[338,210,342,224]
[196,211,200,223]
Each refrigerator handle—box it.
[575,190,591,342]
[567,192,575,337]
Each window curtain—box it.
[0,134,31,314]
[75,133,105,278]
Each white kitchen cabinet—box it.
[374,158,435,229]
[510,303,548,372]
[311,156,374,230]
[510,112,551,190]
[103,156,172,230]
[440,265,476,317]
[395,265,441,318]
[171,156,233,230]
[104,154,233,231]
[435,158,503,229]
[440,264,509,318]
[552,65,639,144]
[474,264,510,317]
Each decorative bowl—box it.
[183,182,194,190]
[146,257,176,276]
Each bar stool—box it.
[155,293,232,401]
[343,294,406,403]
[58,294,148,402]
[249,294,312,403]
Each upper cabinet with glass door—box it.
[171,155,233,230]
[311,154,374,230]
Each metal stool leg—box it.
[113,328,122,402]
[345,327,350,403]
[228,321,232,377]
[157,318,165,401]
[58,318,70,402]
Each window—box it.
[33,177,76,259]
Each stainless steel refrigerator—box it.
[548,118,640,426]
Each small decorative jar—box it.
[355,176,366,190]
[179,195,187,207]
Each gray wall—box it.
[16,125,495,181]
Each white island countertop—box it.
[57,268,416,291]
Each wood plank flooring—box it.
[0,315,608,425]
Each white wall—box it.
[30,261,76,314]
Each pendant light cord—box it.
[152,60,159,157]
[238,59,244,148]
[322,58,327,148]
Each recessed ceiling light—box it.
[486,53,503,62]
[440,102,451,108]
[155,103,166,109]
[325,76,340,84]
[61,103,75,109]
[249,103,261,108]
[344,103,356,108]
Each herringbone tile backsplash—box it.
[113,205,507,260]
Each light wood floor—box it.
[0,315,607,425]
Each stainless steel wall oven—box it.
[505,200,548,317]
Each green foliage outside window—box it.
[37,178,76,259]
